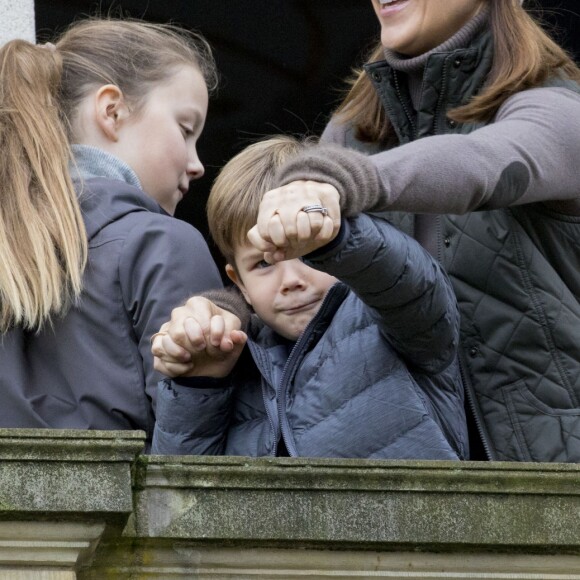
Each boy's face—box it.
[226,243,337,341]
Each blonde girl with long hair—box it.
[0,19,222,440]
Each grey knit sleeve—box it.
[199,287,252,332]
[287,86,580,215]
[275,142,390,217]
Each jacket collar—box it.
[364,29,493,143]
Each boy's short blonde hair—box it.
[207,135,308,265]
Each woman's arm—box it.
[285,86,580,215]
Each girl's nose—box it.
[187,152,205,181]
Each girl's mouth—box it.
[379,0,409,7]
[377,0,410,16]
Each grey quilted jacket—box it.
[153,213,468,460]
[0,148,222,440]
[300,30,580,461]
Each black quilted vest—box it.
[349,31,580,462]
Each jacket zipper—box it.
[256,286,343,457]
[392,70,417,139]
[458,350,494,460]
[429,57,491,459]
[433,58,450,136]
[261,383,278,457]
[275,338,303,457]
[247,341,279,457]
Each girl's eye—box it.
[180,125,194,138]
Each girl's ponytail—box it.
[0,40,87,332]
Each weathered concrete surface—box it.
[0,0,34,44]
[0,430,145,578]
[131,455,580,550]
[82,454,580,578]
[0,429,145,518]
[0,431,578,578]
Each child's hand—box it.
[247,180,341,263]
[151,296,247,378]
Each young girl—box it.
[0,19,222,441]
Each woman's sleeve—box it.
[284,86,580,215]
[118,215,224,411]
[305,214,460,374]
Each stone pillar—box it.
[0,429,146,579]
[0,0,35,45]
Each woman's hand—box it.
[151,296,247,378]
[247,180,341,263]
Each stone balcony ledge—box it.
[0,429,579,579]
[133,455,580,550]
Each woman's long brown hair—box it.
[334,0,580,143]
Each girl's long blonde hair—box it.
[0,19,216,333]
[335,0,580,143]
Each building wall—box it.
[0,0,34,44]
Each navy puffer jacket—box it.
[153,213,468,460]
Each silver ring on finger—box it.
[150,331,168,344]
[300,204,328,217]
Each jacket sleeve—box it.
[152,378,234,455]
[283,86,580,215]
[199,286,253,331]
[118,214,224,412]
[305,214,460,374]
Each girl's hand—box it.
[151,296,247,378]
[247,180,341,263]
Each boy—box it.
[151,136,468,459]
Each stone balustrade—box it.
[0,429,577,578]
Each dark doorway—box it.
[35,0,579,269]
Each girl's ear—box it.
[225,263,252,306]
[94,84,128,143]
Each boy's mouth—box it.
[283,299,320,315]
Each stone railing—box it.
[0,429,579,579]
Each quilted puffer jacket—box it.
[152,213,468,460]
[296,30,580,461]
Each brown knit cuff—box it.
[275,143,387,216]
[199,287,252,331]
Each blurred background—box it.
[35,0,580,271]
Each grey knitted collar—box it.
[382,5,490,74]
[70,144,142,190]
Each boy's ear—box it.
[225,263,252,306]
[94,84,129,142]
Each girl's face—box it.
[117,65,208,215]
[371,0,485,56]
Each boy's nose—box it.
[280,261,307,293]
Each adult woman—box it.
[0,19,222,441]
[248,0,580,462]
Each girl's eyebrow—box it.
[179,106,203,127]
